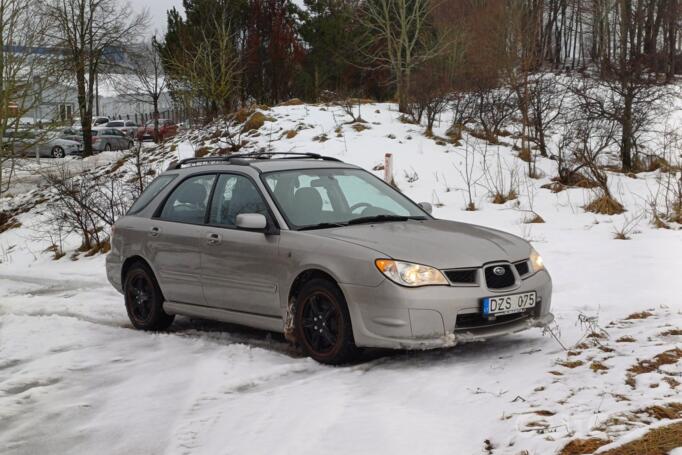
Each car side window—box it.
[209,174,268,227]
[128,175,176,215]
[160,174,216,224]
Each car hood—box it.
[309,219,531,269]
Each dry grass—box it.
[626,348,682,388]
[590,361,609,372]
[558,437,610,455]
[195,146,211,158]
[599,421,682,455]
[617,336,636,343]
[84,240,111,257]
[242,111,271,132]
[625,311,654,320]
[663,377,680,388]
[534,410,556,416]
[524,213,545,224]
[652,213,671,229]
[312,133,329,142]
[491,190,518,204]
[518,147,532,162]
[233,107,254,123]
[558,359,585,369]
[278,98,304,106]
[108,158,126,174]
[660,329,682,336]
[0,212,21,234]
[584,193,626,215]
[351,123,370,132]
[284,129,298,139]
[637,403,682,420]
[628,348,682,376]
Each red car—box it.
[136,119,178,142]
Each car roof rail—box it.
[167,152,342,170]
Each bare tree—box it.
[165,12,241,122]
[114,37,166,141]
[0,0,54,195]
[42,0,148,157]
[359,0,444,113]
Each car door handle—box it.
[149,226,161,237]
[207,233,221,245]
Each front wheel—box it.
[104,143,111,151]
[295,279,359,364]
[51,146,65,158]
[124,262,174,330]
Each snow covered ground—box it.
[1,101,681,454]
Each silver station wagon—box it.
[106,153,553,364]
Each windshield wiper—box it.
[298,222,348,231]
[347,215,427,225]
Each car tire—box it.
[295,278,359,365]
[128,140,134,149]
[104,143,111,151]
[51,146,65,158]
[123,262,174,331]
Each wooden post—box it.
[384,153,394,185]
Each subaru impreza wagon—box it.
[106,152,553,364]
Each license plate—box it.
[482,291,537,316]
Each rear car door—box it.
[201,173,281,317]
[146,173,216,305]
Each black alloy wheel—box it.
[123,263,174,330]
[295,279,358,364]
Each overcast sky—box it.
[134,0,185,38]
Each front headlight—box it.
[375,259,448,287]
[530,248,545,272]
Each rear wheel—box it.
[104,143,111,151]
[51,146,65,158]
[124,262,174,330]
[295,279,359,365]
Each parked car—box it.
[136,119,178,142]
[106,120,138,137]
[58,127,84,144]
[3,130,82,157]
[107,153,553,364]
[72,116,110,129]
[92,128,135,152]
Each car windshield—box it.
[263,168,429,230]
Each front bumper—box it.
[341,269,553,349]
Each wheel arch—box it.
[121,255,155,288]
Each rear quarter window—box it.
[127,175,177,215]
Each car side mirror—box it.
[418,202,433,214]
[235,213,267,230]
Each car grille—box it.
[455,311,531,330]
[484,264,515,289]
[514,260,530,277]
[444,268,478,285]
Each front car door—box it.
[146,173,216,305]
[201,173,281,317]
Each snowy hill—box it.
[0,100,681,454]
